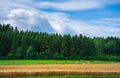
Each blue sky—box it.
[0,0,120,37]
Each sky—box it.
[0,0,120,37]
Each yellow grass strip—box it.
[0,64,120,77]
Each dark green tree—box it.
[27,46,36,59]
[16,47,25,59]
[0,24,120,60]
[105,40,118,56]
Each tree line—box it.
[0,24,120,61]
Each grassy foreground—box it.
[0,60,119,65]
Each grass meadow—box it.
[0,60,119,65]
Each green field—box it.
[0,60,119,65]
[20,75,120,78]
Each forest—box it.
[0,24,120,61]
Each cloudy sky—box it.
[0,0,120,37]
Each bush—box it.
[7,52,14,60]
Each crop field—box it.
[0,63,120,77]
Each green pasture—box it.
[0,60,119,65]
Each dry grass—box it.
[0,64,120,77]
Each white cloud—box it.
[7,9,37,25]
[40,12,71,34]
[1,9,54,32]
[0,0,120,37]
[40,12,120,37]
[37,0,120,11]
[88,17,120,28]
[102,17,120,22]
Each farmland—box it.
[0,60,120,77]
